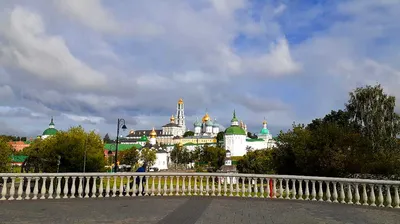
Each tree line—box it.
[237,84,400,178]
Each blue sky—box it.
[1,0,400,138]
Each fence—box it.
[0,173,399,208]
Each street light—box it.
[114,118,127,172]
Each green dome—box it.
[42,128,58,136]
[138,135,148,142]
[194,120,201,127]
[260,128,269,135]
[206,120,213,126]
[225,126,246,135]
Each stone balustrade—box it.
[0,173,399,208]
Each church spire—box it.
[49,117,55,128]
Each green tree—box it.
[216,131,225,147]
[237,149,274,174]
[24,126,106,172]
[103,133,113,143]
[247,132,258,139]
[0,138,13,172]
[118,147,139,167]
[346,84,400,151]
[200,145,225,171]
[183,131,194,137]
[140,148,156,169]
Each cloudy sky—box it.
[1,0,400,138]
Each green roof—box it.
[11,155,28,163]
[137,135,148,142]
[225,126,246,135]
[260,128,269,135]
[104,143,142,152]
[42,128,58,136]
[246,138,265,142]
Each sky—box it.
[1,0,400,139]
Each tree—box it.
[140,148,156,169]
[200,145,225,171]
[237,150,274,174]
[103,133,113,143]
[346,84,400,151]
[183,131,194,137]
[0,138,13,172]
[118,147,139,167]
[247,132,258,139]
[216,131,225,147]
[23,126,106,172]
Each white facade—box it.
[225,135,247,157]
[153,150,168,170]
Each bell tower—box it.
[176,98,186,132]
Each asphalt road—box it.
[0,197,399,224]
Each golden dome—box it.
[170,115,175,123]
[129,129,134,134]
[202,113,210,123]
[150,127,157,137]
[178,98,184,104]
[263,120,267,125]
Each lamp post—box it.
[114,118,127,173]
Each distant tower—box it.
[176,98,186,132]
[149,127,157,145]
[193,117,201,135]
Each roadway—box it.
[0,197,399,224]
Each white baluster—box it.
[193,176,198,196]
[205,176,209,196]
[218,177,222,196]
[393,186,399,208]
[318,181,323,202]
[175,176,180,196]
[119,176,124,197]
[260,178,264,198]
[285,179,290,199]
[339,183,345,203]
[354,183,360,205]
[78,177,83,198]
[241,177,246,197]
[266,178,271,198]
[169,176,174,196]
[163,176,168,196]
[199,176,204,196]
[235,176,240,197]
[99,177,104,198]
[105,177,110,197]
[92,177,97,198]
[40,177,47,199]
[85,177,91,198]
[71,177,77,198]
[230,176,234,197]
[211,176,216,196]
[254,178,258,198]
[362,184,368,205]
[17,177,24,200]
[298,180,303,200]
[151,176,156,196]
[49,177,55,199]
[188,176,192,196]
[304,180,309,200]
[1,177,8,200]
[55,177,61,199]
[182,176,186,196]
[61,177,69,199]
[145,176,149,196]
[131,176,136,197]
[138,176,143,197]
[9,177,16,200]
[291,179,296,200]
[332,182,338,203]
[25,177,31,200]
[279,179,283,199]
[369,184,376,206]
[272,179,277,198]
[157,176,161,196]
[225,177,229,197]
[386,185,392,208]
[112,176,117,197]
[311,180,316,201]
[326,182,331,202]
[378,185,384,207]
[32,177,39,200]
[347,183,353,204]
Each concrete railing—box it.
[0,173,399,208]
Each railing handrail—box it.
[2,172,400,185]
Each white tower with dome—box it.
[224,110,247,157]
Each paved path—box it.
[0,197,399,224]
